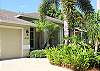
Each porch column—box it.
[21,28,24,57]
[64,20,69,44]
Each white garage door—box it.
[0,28,22,59]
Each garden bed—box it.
[49,62,100,71]
[87,67,99,71]
[45,43,100,71]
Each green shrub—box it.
[45,47,62,65]
[96,55,100,61]
[95,53,100,65]
[45,43,97,71]
[30,50,46,58]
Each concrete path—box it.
[0,58,73,71]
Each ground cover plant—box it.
[30,50,46,58]
[45,43,100,71]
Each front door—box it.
[30,28,35,51]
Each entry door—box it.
[0,28,21,59]
[30,28,35,51]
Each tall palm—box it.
[77,0,94,14]
[61,0,94,44]
[39,0,62,19]
[39,0,94,19]
[39,0,94,44]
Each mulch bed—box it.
[50,61,100,71]
[87,68,100,71]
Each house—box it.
[0,9,36,59]
[0,9,64,59]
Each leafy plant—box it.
[95,52,100,65]
[35,20,60,32]
[45,43,98,71]
[30,50,46,58]
[39,0,63,20]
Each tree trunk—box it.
[94,39,98,54]
[74,28,75,36]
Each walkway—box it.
[0,58,73,71]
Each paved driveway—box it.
[0,58,73,71]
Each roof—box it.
[21,13,40,19]
[0,9,63,27]
[0,9,18,17]
[19,13,64,25]
[0,9,36,27]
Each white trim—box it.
[34,28,36,49]
[21,28,24,57]
[0,25,23,29]
[14,14,23,18]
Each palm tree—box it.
[61,0,94,44]
[39,0,94,44]
[77,0,94,14]
[39,0,62,19]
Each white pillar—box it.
[21,28,24,57]
[43,29,48,47]
[97,0,100,10]
[64,20,69,44]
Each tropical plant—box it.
[82,11,100,53]
[59,0,94,45]
[45,43,97,71]
[39,0,63,20]
[35,19,60,32]
[30,50,46,58]
[77,0,94,14]
[35,19,61,47]
[39,0,94,39]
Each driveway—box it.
[0,58,73,71]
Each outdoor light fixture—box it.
[26,30,29,36]
[24,29,29,39]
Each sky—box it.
[0,0,96,13]
[0,0,42,13]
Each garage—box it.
[0,9,37,59]
[0,27,22,59]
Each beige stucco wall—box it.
[23,27,30,57]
